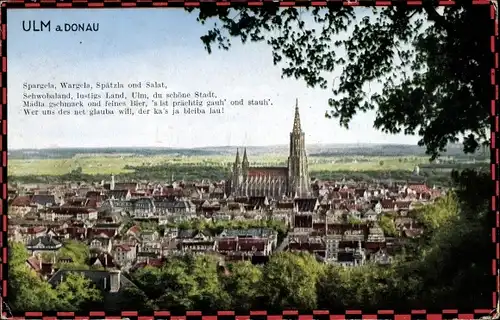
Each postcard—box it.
[2,3,496,318]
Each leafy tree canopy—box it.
[54,272,103,312]
[378,214,398,237]
[414,191,459,230]
[189,4,490,159]
[58,240,90,267]
[8,242,104,312]
[259,252,324,311]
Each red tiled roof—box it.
[218,239,238,251]
[89,229,116,238]
[26,256,41,272]
[380,200,395,209]
[11,196,32,206]
[85,198,99,208]
[26,226,47,234]
[238,239,266,251]
[365,242,386,251]
[408,184,429,193]
[146,259,164,267]
[133,258,164,269]
[127,226,141,235]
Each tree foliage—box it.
[378,214,398,236]
[58,240,91,267]
[259,252,323,312]
[54,272,103,312]
[414,191,459,231]
[131,255,230,311]
[222,261,262,312]
[8,242,103,312]
[117,286,155,312]
[189,4,491,159]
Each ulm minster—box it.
[228,100,311,199]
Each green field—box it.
[8,154,429,177]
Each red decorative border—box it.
[0,0,497,319]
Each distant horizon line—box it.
[8,142,457,151]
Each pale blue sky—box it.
[7,8,420,149]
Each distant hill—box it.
[8,143,487,160]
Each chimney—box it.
[109,270,121,293]
[104,254,108,268]
[103,277,107,290]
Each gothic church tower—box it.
[232,149,242,189]
[287,99,311,197]
[242,148,250,179]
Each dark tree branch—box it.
[423,4,452,32]
[192,5,491,160]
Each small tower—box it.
[110,175,115,191]
[242,148,249,179]
[231,149,241,194]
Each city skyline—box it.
[7,141,427,151]
[8,8,421,149]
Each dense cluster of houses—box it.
[8,177,445,281]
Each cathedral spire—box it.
[234,148,241,165]
[293,98,301,133]
[288,99,310,198]
[242,148,248,164]
[241,148,249,176]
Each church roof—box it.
[247,167,288,177]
